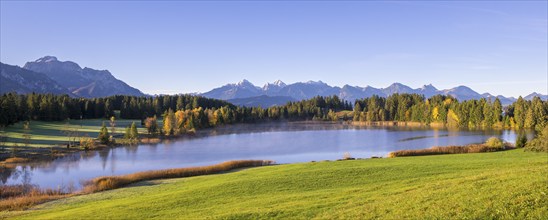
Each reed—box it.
[0,160,274,211]
[139,138,162,144]
[0,185,69,211]
[388,143,512,158]
[2,157,30,163]
[83,160,274,193]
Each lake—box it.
[0,122,520,189]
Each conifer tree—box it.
[163,109,175,136]
[124,126,131,139]
[98,122,110,144]
[130,122,138,139]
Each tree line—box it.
[1,92,545,130]
[0,93,351,127]
[154,96,353,136]
[0,93,233,126]
[353,94,547,129]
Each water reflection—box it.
[0,122,525,189]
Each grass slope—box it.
[5,150,548,219]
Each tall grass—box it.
[388,143,512,157]
[83,160,274,193]
[2,157,30,163]
[0,185,69,211]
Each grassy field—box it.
[3,149,546,219]
[0,119,147,148]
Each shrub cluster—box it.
[525,125,548,152]
[485,137,504,150]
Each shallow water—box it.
[0,122,520,189]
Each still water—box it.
[1,122,519,189]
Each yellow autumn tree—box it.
[447,109,459,128]
[163,109,175,136]
[432,107,439,121]
[174,110,186,135]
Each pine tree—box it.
[493,98,502,123]
[98,122,110,144]
[482,100,495,128]
[176,96,184,110]
[524,108,535,128]
[531,97,547,130]
[124,126,131,139]
[130,122,138,139]
[514,97,526,128]
[163,109,175,136]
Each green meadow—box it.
[0,119,147,148]
[4,149,547,219]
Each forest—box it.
[0,93,546,132]
[353,93,547,130]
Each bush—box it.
[525,125,548,152]
[80,136,95,150]
[485,137,504,150]
[515,133,527,148]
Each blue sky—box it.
[1,1,546,97]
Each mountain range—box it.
[202,79,547,107]
[1,56,144,98]
[227,95,296,108]
[1,62,72,95]
[1,56,546,106]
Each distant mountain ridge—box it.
[22,56,145,98]
[227,95,296,107]
[0,62,73,95]
[203,79,547,105]
[2,56,545,104]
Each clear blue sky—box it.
[1,1,546,97]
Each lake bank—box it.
[0,123,521,190]
[1,119,524,163]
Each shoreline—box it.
[0,160,274,212]
[1,120,523,165]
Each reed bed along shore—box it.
[389,143,513,157]
[83,160,274,193]
[0,160,274,211]
[0,185,70,211]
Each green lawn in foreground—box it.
[0,119,147,148]
[5,149,547,219]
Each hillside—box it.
[0,63,72,95]
[22,56,145,98]
[6,150,547,219]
